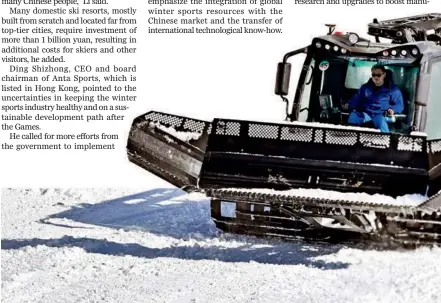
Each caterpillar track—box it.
[207,188,441,247]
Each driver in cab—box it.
[343,64,404,133]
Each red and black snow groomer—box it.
[127,14,441,247]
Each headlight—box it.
[411,48,419,56]
[391,50,397,56]
[333,46,339,51]
[401,49,407,56]
[341,48,347,54]
[348,33,359,44]
[325,44,331,50]
[315,42,322,48]
[382,50,389,57]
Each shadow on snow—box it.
[41,188,219,240]
[3,188,349,268]
[1,236,348,269]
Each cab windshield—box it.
[298,56,419,134]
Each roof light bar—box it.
[378,46,420,58]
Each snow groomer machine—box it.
[127,13,441,247]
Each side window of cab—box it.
[425,59,441,140]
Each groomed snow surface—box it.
[2,186,441,303]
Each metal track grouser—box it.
[127,14,441,247]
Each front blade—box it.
[127,111,210,191]
[199,119,429,196]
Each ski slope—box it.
[2,186,441,303]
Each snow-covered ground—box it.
[2,185,441,303]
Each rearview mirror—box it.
[275,62,291,96]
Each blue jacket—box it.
[348,79,404,115]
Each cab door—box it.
[423,57,441,195]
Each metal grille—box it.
[359,133,390,149]
[248,124,279,139]
[145,112,183,128]
[314,130,323,143]
[325,131,357,146]
[280,127,313,142]
[397,136,424,152]
[430,140,441,153]
[183,119,205,133]
[207,124,212,135]
[215,121,240,136]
